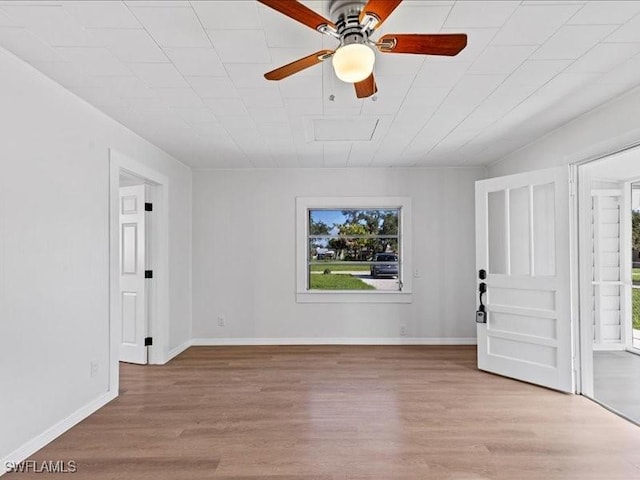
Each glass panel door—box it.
[632,183,640,349]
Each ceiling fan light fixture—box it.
[332,42,375,83]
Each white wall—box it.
[192,167,484,342]
[0,48,192,461]
[489,85,640,177]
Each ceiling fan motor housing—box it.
[329,0,371,46]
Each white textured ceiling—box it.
[2,0,640,168]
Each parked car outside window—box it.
[370,253,398,278]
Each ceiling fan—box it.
[258,0,468,98]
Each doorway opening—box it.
[577,146,640,424]
[109,150,170,393]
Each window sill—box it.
[296,291,413,304]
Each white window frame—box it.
[296,196,412,304]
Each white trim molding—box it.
[1,392,117,477]
[166,340,193,361]
[109,148,171,388]
[192,337,477,346]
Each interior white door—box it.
[475,167,573,392]
[119,185,148,364]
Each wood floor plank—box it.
[6,346,640,479]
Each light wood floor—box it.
[9,346,640,479]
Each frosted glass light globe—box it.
[332,43,376,83]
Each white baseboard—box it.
[191,337,477,346]
[166,339,193,362]
[1,390,117,477]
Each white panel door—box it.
[475,167,573,392]
[119,185,147,364]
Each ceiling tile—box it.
[151,87,203,107]
[321,106,363,117]
[443,74,506,108]
[532,25,618,59]
[225,63,274,88]
[284,97,323,117]
[193,0,261,29]
[63,1,140,28]
[2,4,99,46]
[88,28,167,63]
[256,123,293,139]
[374,53,424,77]
[248,106,288,123]
[402,85,452,108]
[217,115,254,130]
[68,86,125,106]
[510,58,573,83]
[491,4,581,46]
[604,14,640,43]
[278,75,322,99]
[170,106,218,125]
[375,74,415,99]
[238,86,283,108]
[361,95,405,115]
[468,45,537,74]
[54,47,132,76]
[597,57,640,85]
[187,76,238,98]
[129,62,188,87]
[3,0,638,169]
[89,75,156,98]
[130,5,210,47]
[204,98,248,116]
[566,42,640,73]
[444,1,519,28]
[323,142,352,168]
[376,5,451,35]
[530,71,598,102]
[0,8,18,26]
[164,47,225,76]
[568,1,640,25]
[347,142,378,167]
[125,1,190,7]
[192,121,228,138]
[259,4,323,50]
[207,29,270,63]
[30,61,92,87]
[415,61,471,87]
[472,59,571,118]
[0,27,66,62]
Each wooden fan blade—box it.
[359,0,402,29]
[258,0,336,31]
[264,50,334,81]
[378,33,467,56]
[354,73,378,99]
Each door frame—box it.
[109,149,170,392]
[571,141,640,397]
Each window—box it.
[296,197,412,303]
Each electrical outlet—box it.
[413,268,421,278]
[90,361,99,378]
[217,316,225,327]
[400,325,408,337]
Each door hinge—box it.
[145,270,153,279]
[569,178,576,197]
[144,337,153,346]
[145,202,153,211]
